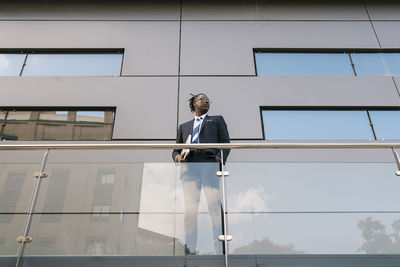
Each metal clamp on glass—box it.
[216,171,229,177]
[34,172,48,179]
[218,235,233,241]
[17,236,32,244]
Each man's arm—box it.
[216,116,230,164]
[172,125,183,162]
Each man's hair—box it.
[189,93,205,112]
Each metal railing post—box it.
[391,148,400,176]
[15,150,50,267]
[217,149,231,267]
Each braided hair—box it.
[188,93,205,112]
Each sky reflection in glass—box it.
[22,54,123,76]
[351,53,400,76]
[76,111,105,122]
[369,110,400,140]
[0,54,25,76]
[255,53,354,76]
[262,110,374,140]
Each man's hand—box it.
[216,157,221,163]
[176,154,187,163]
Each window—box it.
[100,174,115,185]
[351,53,400,76]
[369,111,400,140]
[92,205,110,218]
[262,109,400,140]
[0,51,123,76]
[255,51,400,76]
[91,169,115,221]
[40,169,70,223]
[255,53,354,76]
[0,171,27,222]
[0,54,25,76]
[85,237,107,256]
[22,54,123,76]
[0,108,115,141]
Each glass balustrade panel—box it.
[228,213,400,254]
[0,214,26,256]
[29,155,222,256]
[226,162,400,212]
[0,163,39,214]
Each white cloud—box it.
[228,186,274,212]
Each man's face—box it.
[194,94,210,115]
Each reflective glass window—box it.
[6,111,32,120]
[0,111,6,120]
[262,110,374,140]
[1,109,115,141]
[22,54,123,76]
[351,53,400,76]
[39,111,68,121]
[0,54,25,76]
[255,53,354,76]
[76,111,105,122]
[369,110,400,140]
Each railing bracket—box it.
[216,171,229,177]
[34,172,48,179]
[218,235,232,241]
[17,236,32,244]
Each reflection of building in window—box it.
[100,173,115,185]
[36,236,57,253]
[0,109,115,141]
[85,237,107,256]
[0,170,26,222]
[92,205,110,218]
[133,227,184,255]
[40,169,70,223]
[91,169,115,222]
[37,236,57,246]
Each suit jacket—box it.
[172,115,230,164]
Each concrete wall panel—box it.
[180,76,400,139]
[183,0,367,21]
[0,21,179,76]
[181,21,379,75]
[0,77,178,139]
[365,1,400,20]
[372,22,400,48]
[0,1,180,20]
[113,77,178,139]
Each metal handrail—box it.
[2,141,400,150]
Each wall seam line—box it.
[362,0,382,48]
[392,76,400,98]
[176,0,183,134]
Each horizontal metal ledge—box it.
[1,141,400,150]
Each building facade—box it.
[1,1,400,266]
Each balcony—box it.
[1,142,400,267]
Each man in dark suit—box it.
[172,93,230,255]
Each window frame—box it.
[0,49,124,77]
[0,107,116,141]
[260,106,400,141]
[254,48,400,77]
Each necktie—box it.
[192,118,201,143]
